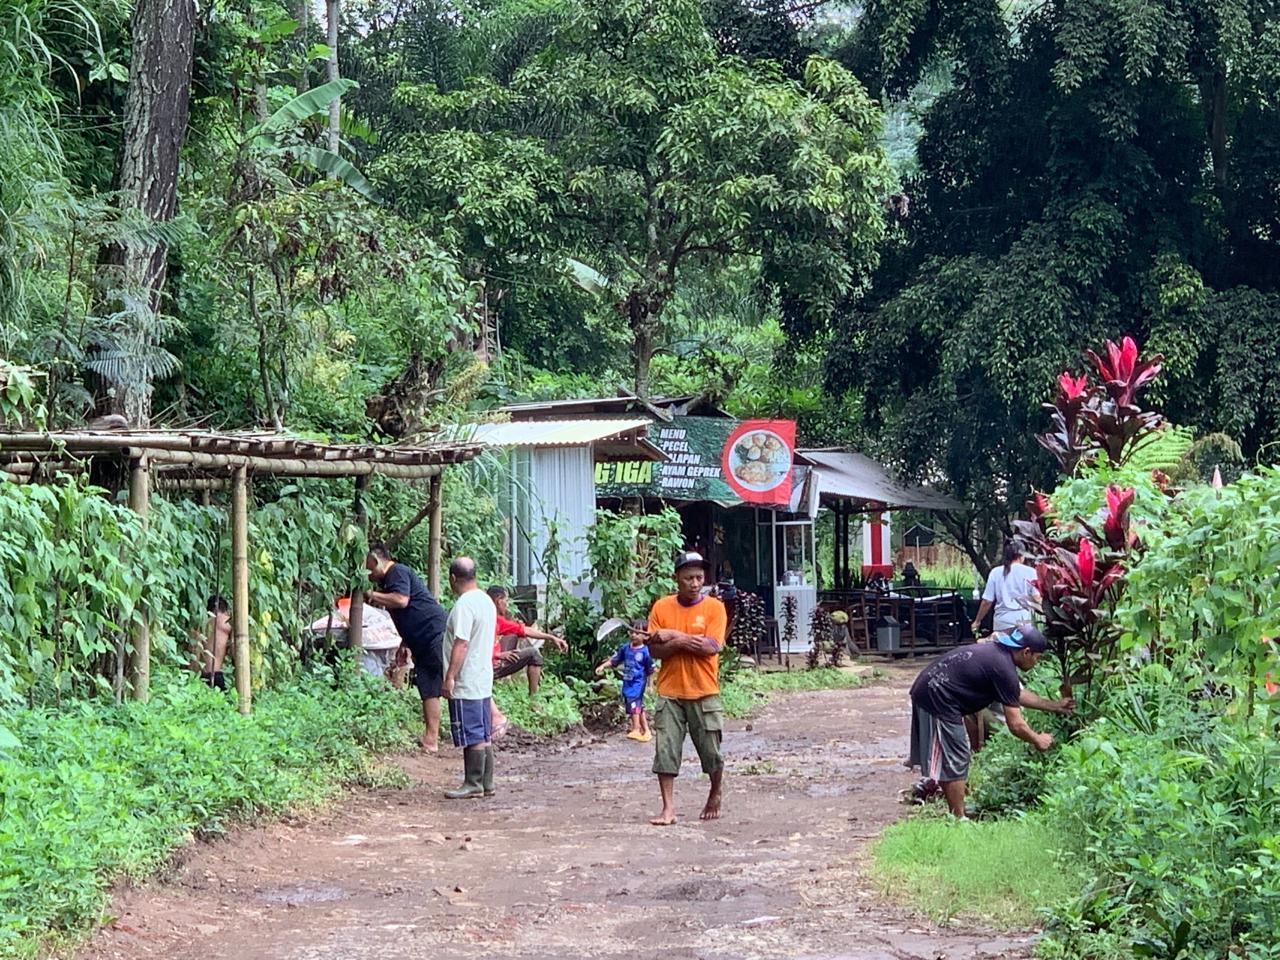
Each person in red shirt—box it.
[487,586,568,737]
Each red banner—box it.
[720,419,796,505]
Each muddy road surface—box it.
[76,666,1033,960]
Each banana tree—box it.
[222,78,380,427]
[244,78,378,201]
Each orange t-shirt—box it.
[647,594,726,700]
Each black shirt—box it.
[910,643,1023,723]
[380,562,446,650]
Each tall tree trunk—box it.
[106,0,195,426]
[1204,68,1228,191]
[326,0,341,152]
[628,292,658,399]
[296,0,310,93]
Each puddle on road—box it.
[255,886,348,907]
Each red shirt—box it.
[492,615,528,663]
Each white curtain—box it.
[511,446,594,586]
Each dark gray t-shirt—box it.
[381,562,445,650]
[910,643,1022,723]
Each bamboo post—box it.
[427,472,443,596]
[231,466,252,715]
[347,474,370,652]
[128,456,152,701]
[386,496,433,551]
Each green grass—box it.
[870,811,1081,931]
[720,667,866,718]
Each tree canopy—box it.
[369,0,890,396]
[2,0,1280,559]
[825,0,1280,567]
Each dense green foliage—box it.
[826,0,1280,568]
[0,479,365,709]
[586,508,685,623]
[0,668,418,957]
[1041,666,1279,959]
[887,462,1280,958]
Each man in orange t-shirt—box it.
[645,550,727,826]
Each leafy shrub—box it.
[1119,467,1280,711]
[967,722,1063,814]
[586,507,684,622]
[493,677,583,735]
[0,479,366,707]
[1038,665,1280,959]
[0,666,417,957]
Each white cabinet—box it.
[775,583,817,653]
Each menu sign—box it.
[595,417,795,505]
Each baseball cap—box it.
[673,550,710,574]
[996,623,1049,652]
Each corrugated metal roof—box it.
[462,418,655,449]
[799,449,962,511]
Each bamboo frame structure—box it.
[127,456,151,702]
[0,428,482,713]
[231,466,252,715]
[347,474,370,651]
[427,473,443,597]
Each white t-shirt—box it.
[444,588,497,700]
[982,563,1039,630]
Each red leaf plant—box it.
[1037,337,1165,473]
[1018,484,1139,698]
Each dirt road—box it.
[77,667,1032,960]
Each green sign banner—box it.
[594,416,796,504]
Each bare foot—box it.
[419,735,439,754]
[649,810,677,826]
[700,793,722,821]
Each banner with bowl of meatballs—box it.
[594,417,796,506]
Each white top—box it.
[444,588,497,700]
[982,563,1039,630]
[307,605,401,650]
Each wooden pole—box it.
[347,474,369,652]
[386,496,433,551]
[128,456,152,701]
[427,472,443,597]
[231,465,252,715]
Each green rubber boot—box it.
[444,746,485,800]
[482,745,495,798]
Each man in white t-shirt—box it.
[442,556,498,800]
[972,543,1041,636]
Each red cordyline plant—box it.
[1036,336,1164,474]
[1015,484,1135,696]
[1016,336,1163,698]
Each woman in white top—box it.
[971,542,1040,636]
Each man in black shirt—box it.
[365,541,447,752]
[908,623,1073,816]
